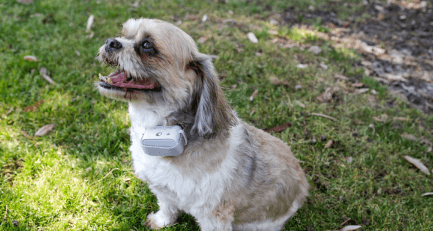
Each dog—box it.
[96,18,309,231]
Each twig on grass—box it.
[340,217,351,226]
[21,130,32,139]
[310,113,337,121]
[98,168,119,182]
[40,68,57,85]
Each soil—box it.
[279,0,433,113]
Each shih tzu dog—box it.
[96,18,309,231]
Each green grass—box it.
[1,0,432,230]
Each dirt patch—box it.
[280,0,433,113]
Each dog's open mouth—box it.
[99,70,160,91]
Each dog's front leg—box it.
[144,194,180,229]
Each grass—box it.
[1,0,432,230]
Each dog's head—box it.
[97,18,237,138]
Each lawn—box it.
[1,0,432,230]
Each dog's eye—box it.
[134,40,156,56]
[141,41,155,56]
[143,42,151,49]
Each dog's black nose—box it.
[105,38,122,52]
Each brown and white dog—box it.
[96,18,309,231]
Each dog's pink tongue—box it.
[108,71,157,89]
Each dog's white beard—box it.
[128,102,174,135]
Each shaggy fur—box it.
[96,18,309,231]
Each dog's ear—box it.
[189,53,237,138]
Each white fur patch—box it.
[129,104,243,222]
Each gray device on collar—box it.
[141,125,187,156]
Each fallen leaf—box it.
[197,37,208,43]
[335,74,348,80]
[421,138,433,147]
[269,76,290,86]
[382,73,406,82]
[401,133,417,141]
[269,18,279,25]
[359,42,385,55]
[283,43,297,49]
[341,225,362,231]
[249,89,258,101]
[374,5,384,12]
[35,124,55,137]
[223,19,236,24]
[356,88,369,94]
[346,156,353,163]
[373,116,384,122]
[75,49,80,56]
[422,192,433,196]
[308,45,322,54]
[319,62,328,69]
[268,30,278,35]
[361,60,371,66]
[202,14,208,22]
[184,14,197,20]
[247,32,258,43]
[324,140,333,148]
[351,83,364,88]
[86,167,92,172]
[230,84,237,89]
[297,64,308,69]
[295,84,302,90]
[311,113,337,121]
[86,15,94,32]
[21,130,32,139]
[272,37,298,49]
[23,99,44,112]
[403,156,430,175]
[317,87,333,103]
[364,68,371,76]
[39,68,57,85]
[24,55,38,62]
[264,122,291,133]
[371,89,377,94]
[131,1,139,7]
[394,117,408,121]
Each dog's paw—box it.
[144,213,161,230]
[144,211,175,230]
